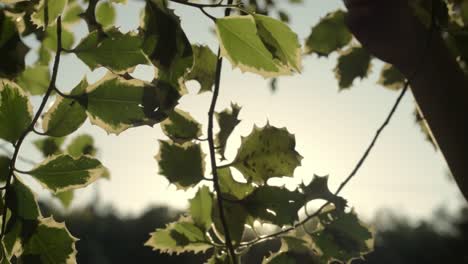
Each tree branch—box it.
[206,1,238,263]
[0,16,63,238]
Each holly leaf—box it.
[312,207,373,263]
[215,103,241,160]
[253,14,302,72]
[305,10,352,56]
[54,190,74,209]
[218,167,254,200]
[189,186,213,231]
[43,24,75,51]
[25,154,107,193]
[96,1,115,28]
[186,45,217,93]
[16,65,50,95]
[156,140,205,190]
[7,177,40,220]
[232,124,302,184]
[30,0,68,29]
[21,217,78,264]
[145,217,212,255]
[0,81,33,143]
[33,137,65,157]
[42,79,88,137]
[215,16,288,77]
[160,108,202,143]
[0,12,29,78]
[212,201,247,244]
[74,30,149,72]
[335,46,372,89]
[378,64,405,91]
[66,134,97,158]
[300,175,347,210]
[83,73,180,134]
[244,186,305,226]
[141,0,193,87]
[62,0,83,25]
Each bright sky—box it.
[12,0,465,222]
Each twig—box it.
[206,1,238,263]
[0,16,63,238]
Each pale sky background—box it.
[6,0,465,222]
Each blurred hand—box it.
[344,0,430,75]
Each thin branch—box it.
[32,127,47,136]
[169,0,238,9]
[206,1,238,263]
[0,16,63,238]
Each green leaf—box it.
[244,186,304,226]
[312,208,373,263]
[218,167,254,200]
[160,108,202,143]
[0,81,33,143]
[42,79,87,137]
[212,201,247,244]
[335,46,372,89]
[74,30,149,72]
[96,1,115,28]
[22,217,77,264]
[215,103,241,160]
[185,45,217,93]
[262,252,298,264]
[305,10,352,56]
[253,14,302,72]
[378,64,405,91]
[16,65,50,95]
[54,190,74,209]
[156,140,205,190]
[232,124,302,184]
[216,16,287,77]
[30,0,68,29]
[0,12,29,78]
[300,175,347,210]
[43,24,75,51]
[83,73,180,134]
[189,186,213,231]
[8,177,40,220]
[62,0,83,25]
[33,137,65,157]
[66,134,97,158]
[0,156,9,182]
[145,217,212,255]
[141,0,193,87]
[26,154,107,193]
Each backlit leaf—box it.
[232,124,302,184]
[335,46,372,89]
[0,81,33,143]
[156,140,205,190]
[8,177,40,220]
[145,217,212,255]
[212,200,247,244]
[43,24,75,51]
[160,108,202,143]
[189,186,213,231]
[83,73,180,134]
[26,154,107,193]
[253,14,302,72]
[305,10,352,56]
[218,167,254,200]
[186,45,217,93]
[22,217,78,264]
[215,16,285,77]
[42,79,88,137]
[141,0,193,87]
[74,30,149,72]
[96,1,115,28]
[300,175,347,210]
[55,190,74,209]
[16,65,50,95]
[30,0,68,29]
[378,64,405,91]
[66,134,97,158]
[33,137,65,157]
[215,103,241,160]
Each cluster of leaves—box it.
[0,0,377,263]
